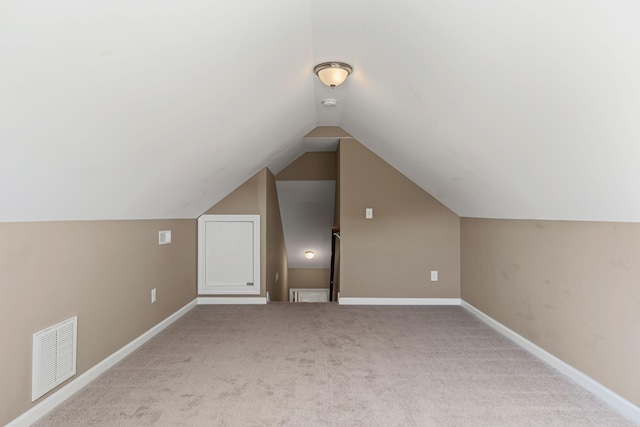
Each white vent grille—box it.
[32,316,77,401]
[289,288,329,303]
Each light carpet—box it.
[34,304,636,426]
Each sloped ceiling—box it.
[276,180,335,269]
[2,1,640,222]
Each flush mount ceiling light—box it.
[304,251,315,259]
[314,62,353,88]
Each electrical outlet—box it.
[151,288,157,303]
[430,271,438,282]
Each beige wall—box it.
[204,169,261,215]
[204,170,265,297]
[461,218,640,405]
[275,152,336,181]
[288,268,330,289]
[203,168,287,300]
[0,219,196,425]
[266,169,288,301]
[338,139,460,298]
[304,126,352,138]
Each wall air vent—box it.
[32,316,77,401]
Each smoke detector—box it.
[321,98,337,107]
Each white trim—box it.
[11,297,637,426]
[338,297,460,306]
[197,297,267,305]
[461,300,640,424]
[7,299,197,427]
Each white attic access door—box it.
[198,215,260,295]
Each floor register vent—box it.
[32,316,77,401]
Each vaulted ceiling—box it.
[2,1,640,222]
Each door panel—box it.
[198,215,260,295]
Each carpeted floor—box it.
[34,304,636,426]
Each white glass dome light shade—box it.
[314,62,353,88]
[304,251,315,259]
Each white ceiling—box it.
[2,1,640,222]
[276,181,335,269]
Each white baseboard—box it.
[11,297,637,425]
[7,299,198,427]
[197,297,267,305]
[460,300,640,424]
[338,297,460,306]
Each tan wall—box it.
[203,170,266,297]
[288,268,330,289]
[461,218,640,405]
[304,126,352,138]
[266,169,288,301]
[338,139,460,298]
[204,169,261,215]
[203,168,287,301]
[275,152,336,181]
[0,219,196,425]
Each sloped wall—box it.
[461,218,640,405]
[276,152,336,181]
[338,139,460,298]
[0,219,196,426]
[288,268,330,290]
[203,170,264,297]
[203,168,287,300]
[276,151,337,296]
[266,169,288,301]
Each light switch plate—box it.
[365,208,373,219]
[159,230,171,245]
[151,288,157,303]
[430,271,438,282]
